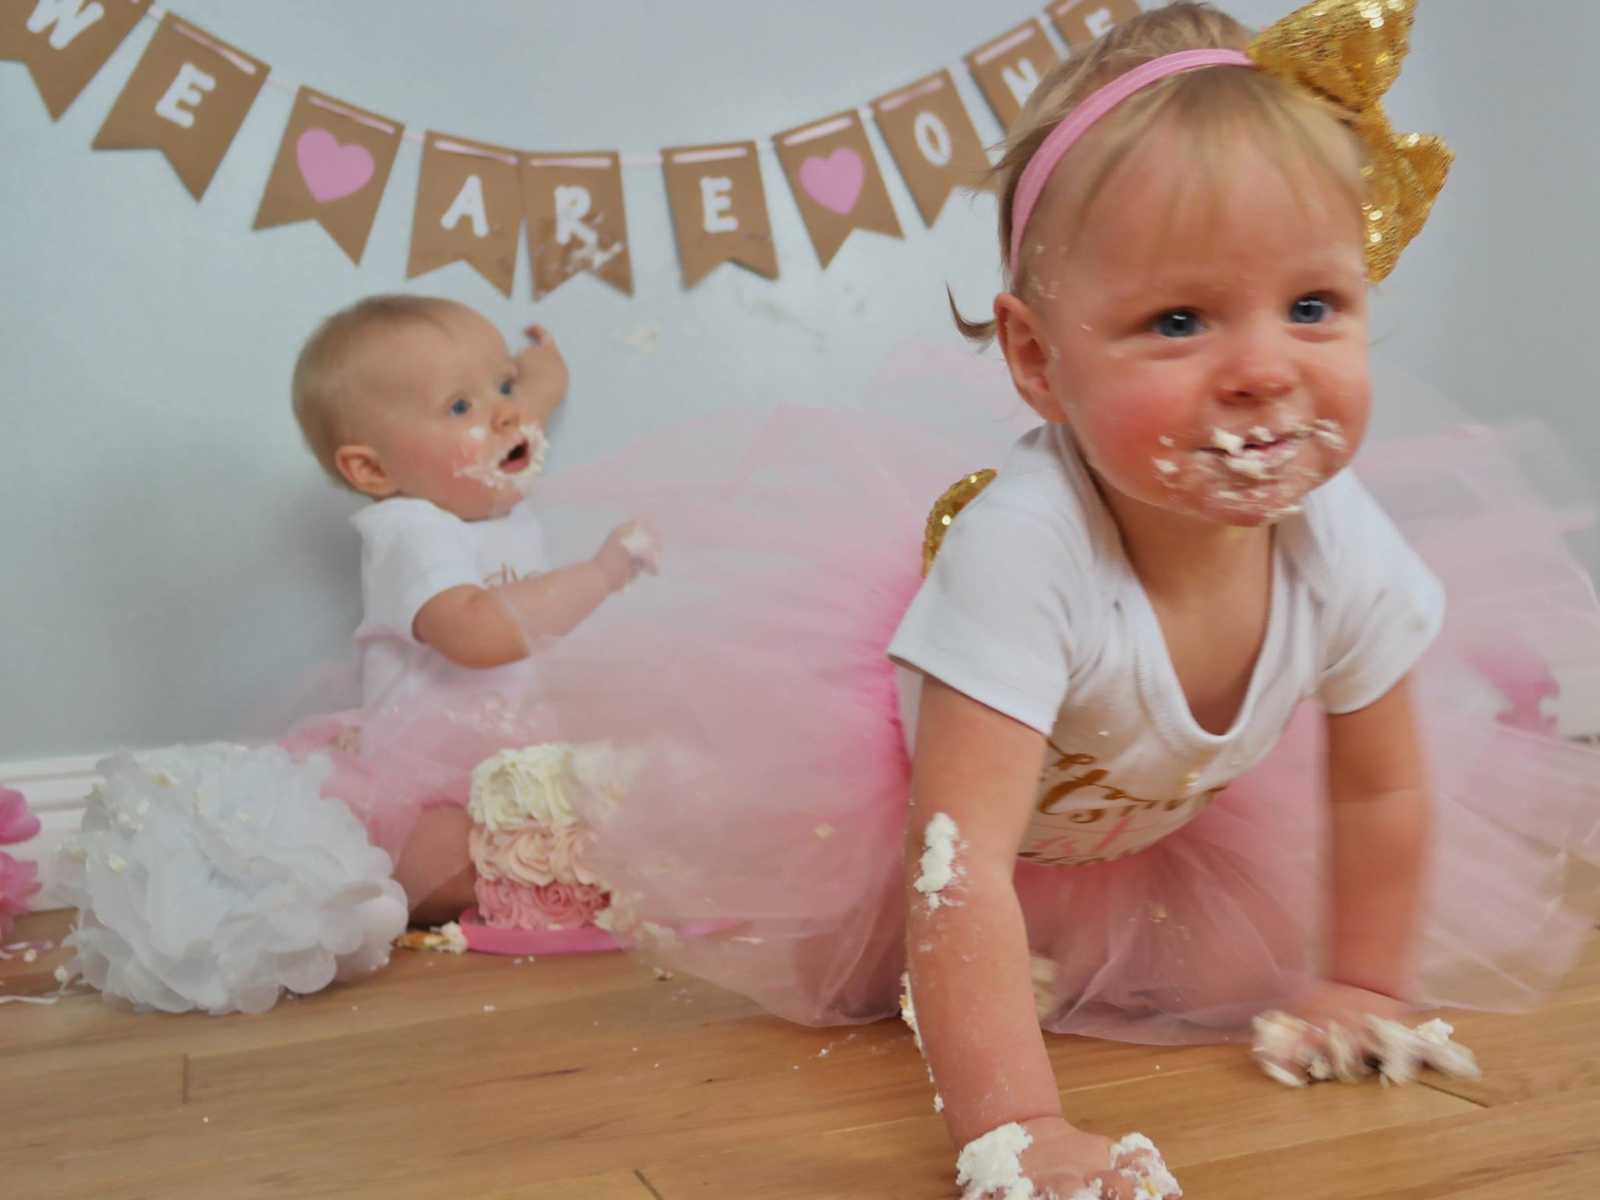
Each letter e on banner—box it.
[91,14,267,199]
[662,141,776,288]
[1049,0,1143,52]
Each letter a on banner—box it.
[662,140,777,288]
[872,70,990,227]
[0,0,149,119]
[521,150,633,299]
[964,19,1059,132]
[407,131,523,297]
[92,13,267,199]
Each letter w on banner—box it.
[662,141,777,289]
[92,13,267,200]
[408,132,523,297]
[774,109,901,269]
[1,0,148,119]
[872,70,990,228]
[965,19,1059,132]
[521,150,633,299]
[254,87,404,265]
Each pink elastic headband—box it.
[1008,48,1254,268]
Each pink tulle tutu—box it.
[281,683,560,906]
[499,402,1600,1044]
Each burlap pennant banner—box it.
[872,70,989,228]
[521,151,633,299]
[662,140,776,288]
[964,19,1059,132]
[774,110,901,268]
[253,87,403,265]
[1,0,148,119]
[1048,0,1143,51]
[91,13,267,200]
[407,132,523,297]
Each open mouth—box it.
[499,439,532,473]
[1198,428,1305,481]
[1204,428,1294,455]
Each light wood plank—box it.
[1173,1086,1600,1198]
[3,907,1592,1200]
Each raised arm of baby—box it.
[907,677,1127,1198]
[413,522,652,669]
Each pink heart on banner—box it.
[296,128,376,204]
[799,147,865,216]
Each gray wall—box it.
[3,1,1595,759]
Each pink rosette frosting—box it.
[469,823,599,889]
[474,878,610,930]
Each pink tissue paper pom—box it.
[0,787,41,845]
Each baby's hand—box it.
[958,1118,1181,1199]
[516,324,570,424]
[593,520,660,591]
[1254,981,1478,1087]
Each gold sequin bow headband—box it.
[1252,0,1452,281]
[1009,0,1453,282]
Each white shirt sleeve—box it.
[888,491,1080,736]
[353,499,484,646]
[1314,471,1446,714]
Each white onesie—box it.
[888,424,1444,866]
[350,497,549,708]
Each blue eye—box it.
[449,398,470,416]
[1151,309,1202,338]
[1289,296,1330,324]
[499,377,515,396]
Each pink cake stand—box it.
[457,908,621,955]
[455,909,741,957]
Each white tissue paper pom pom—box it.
[49,743,408,1015]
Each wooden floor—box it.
[3,910,1597,1199]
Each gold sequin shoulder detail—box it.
[922,469,997,576]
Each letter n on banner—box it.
[92,14,267,200]
[774,109,901,269]
[662,141,776,289]
[1049,0,1143,52]
[407,132,522,297]
[0,0,148,119]
[872,70,990,227]
[254,87,403,265]
[964,19,1059,132]
[521,150,633,299]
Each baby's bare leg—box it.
[395,806,476,926]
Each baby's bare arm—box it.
[905,677,1061,1146]
[1325,674,1430,998]
[412,565,613,669]
[413,523,649,668]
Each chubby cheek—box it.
[1067,385,1191,496]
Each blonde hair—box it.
[955,1,1367,343]
[291,293,463,487]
